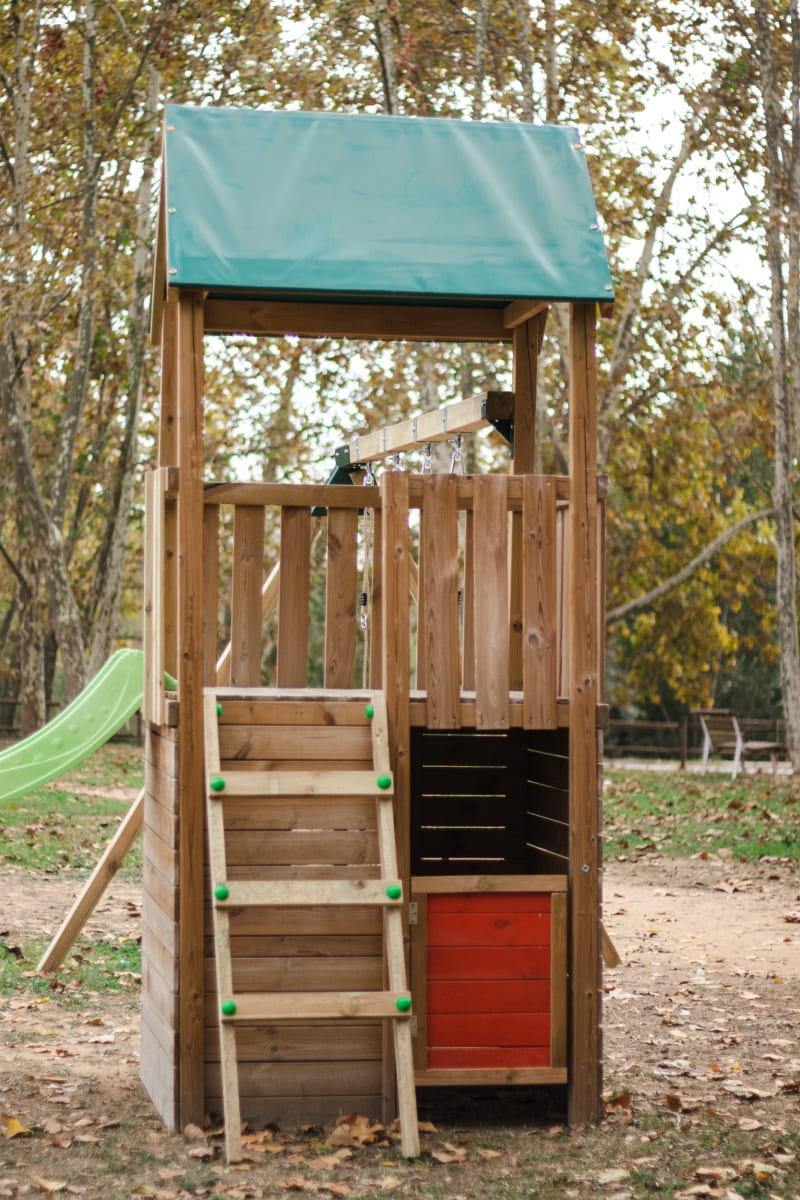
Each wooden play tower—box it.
[141,105,613,1155]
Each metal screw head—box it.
[604,284,614,292]
[168,206,176,214]
[582,863,590,873]
[166,124,174,131]
[168,267,177,275]
[590,222,600,230]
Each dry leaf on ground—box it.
[2,1115,31,1138]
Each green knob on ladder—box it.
[365,703,374,719]
[386,884,402,900]
[395,996,412,1013]
[221,1000,237,1017]
[210,776,225,793]
[216,702,223,717]
[214,884,229,901]
[376,774,392,790]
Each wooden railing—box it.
[143,472,605,730]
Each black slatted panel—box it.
[411,728,569,875]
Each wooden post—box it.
[509,313,544,688]
[380,471,410,1120]
[176,289,206,1127]
[159,294,178,680]
[567,301,601,1125]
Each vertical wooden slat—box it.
[550,891,567,1068]
[230,505,265,687]
[567,301,601,1125]
[559,510,570,699]
[325,508,358,687]
[410,892,428,1070]
[203,506,220,686]
[422,475,460,729]
[414,525,426,691]
[142,471,157,722]
[522,476,558,729]
[176,289,205,1128]
[369,509,383,688]
[472,475,509,730]
[462,510,475,692]
[163,499,178,682]
[276,507,311,687]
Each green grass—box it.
[0,744,143,875]
[0,936,141,1002]
[605,769,800,861]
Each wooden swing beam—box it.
[344,391,515,467]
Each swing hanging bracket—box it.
[482,398,514,451]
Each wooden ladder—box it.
[203,691,420,1163]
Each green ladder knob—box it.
[216,702,223,717]
[214,884,229,901]
[365,703,374,720]
[210,775,225,793]
[376,774,392,790]
[386,884,402,901]
[221,1000,237,1017]
[395,996,412,1013]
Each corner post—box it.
[176,289,206,1127]
[567,301,602,1124]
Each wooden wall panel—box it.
[421,476,460,729]
[325,509,358,687]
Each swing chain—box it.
[390,452,402,471]
[448,434,464,475]
[421,443,433,474]
[363,461,376,486]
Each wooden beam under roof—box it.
[203,298,512,343]
[345,391,514,466]
[503,299,549,329]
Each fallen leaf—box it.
[319,1186,351,1198]
[183,1122,205,1140]
[595,1168,630,1184]
[280,1179,314,1193]
[42,1118,63,1135]
[477,1148,503,1160]
[418,1120,437,1133]
[431,1142,466,1164]
[187,1144,215,1159]
[2,1113,31,1138]
[695,1167,736,1182]
[783,912,800,923]
[378,1179,402,1192]
[33,1180,67,1195]
[722,1082,777,1100]
[737,1117,763,1131]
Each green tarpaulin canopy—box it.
[161,104,613,305]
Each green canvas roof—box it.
[161,104,613,305]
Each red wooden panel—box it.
[427,912,550,948]
[428,1013,549,1047]
[427,893,552,915]
[428,980,550,1015]
[427,946,549,981]
[428,1046,551,1069]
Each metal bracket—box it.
[410,1015,418,1038]
[408,900,418,927]
[310,453,361,517]
[482,398,514,451]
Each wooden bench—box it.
[693,709,782,779]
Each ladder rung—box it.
[217,880,404,908]
[220,991,412,1021]
[208,770,393,798]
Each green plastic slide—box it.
[0,648,145,805]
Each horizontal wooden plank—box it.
[203,297,512,343]
[428,980,550,1014]
[221,757,368,773]
[349,392,514,464]
[208,956,383,993]
[217,991,411,1022]
[142,920,179,991]
[526,812,569,858]
[208,906,382,938]
[414,732,513,767]
[143,824,177,880]
[428,1013,549,1047]
[426,1047,553,1069]
[410,698,571,728]
[412,875,566,894]
[427,946,550,981]
[140,1018,178,1127]
[142,890,178,956]
[206,934,382,959]
[215,879,400,907]
[503,299,549,329]
[217,699,370,726]
[427,892,552,914]
[210,770,391,798]
[208,863,383,882]
[206,1058,383,1097]
[205,1095,382,1128]
[219,724,372,762]
[223,828,379,867]
[141,993,178,1063]
[415,1066,566,1086]
[525,784,569,823]
[141,956,179,1025]
[221,796,375,832]
[427,912,551,948]
[204,1023,382,1062]
[144,785,178,848]
[145,728,178,779]
[143,852,178,921]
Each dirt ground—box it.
[0,854,798,1199]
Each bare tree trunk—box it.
[756,0,800,771]
[472,0,488,120]
[519,1,534,122]
[88,66,160,675]
[543,0,559,121]
[374,3,398,114]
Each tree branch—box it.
[607,507,775,625]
